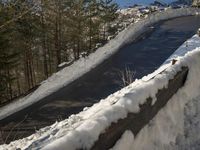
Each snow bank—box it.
[169,96,200,149]
[130,96,200,150]
[110,130,134,150]
[110,37,200,150]
[1,33,200,150]
[1,7,200,122]
[130,51,200,150]
[0,8,200,121]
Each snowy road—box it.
[1,15,200,144]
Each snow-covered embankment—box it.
[113,39,200,150]
[0,7,200,126]
[2,34,200,149]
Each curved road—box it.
[1,15,200,144]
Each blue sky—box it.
[114,0,175,7]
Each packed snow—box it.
[110,130,134,150]
[1,30,200,150]
[111,38,200,150]
[169,96,200,149]
[0,8,200,122]
[107,48,200,150]
[127,51,200,150]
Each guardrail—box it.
[89,66,189,150]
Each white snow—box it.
[142,34,200,82]
[58,62,71,68]
[1,30,200,150]
[106,46,200,150]
[169,96,200,150]
[108,37,200,150]
[58,62,67,68]
[110,130,134,150]
[130,51,200,150]
[164,34,200,65]
[0,8,200,122]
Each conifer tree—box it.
[0,0,119,103]
[0,1,20,101]
[85,0,101,52]
[100,0,118,41]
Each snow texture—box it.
[110,47,200,150]
[142,34,200,82]
[110,130,134,150]
[2,31,200,150]
[0,8,200,121]
[129,50,200,150]
[169,96,200,150]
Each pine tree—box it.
[100,0,118,41]
[66,0,88,59]
[85,0,101,52]
[14,0,40,89]
[0,30,19,101]
[0,1,20,102]
[0,0,119,102]
[0,31,9,101]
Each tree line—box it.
[0,0,118,104]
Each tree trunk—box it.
[41,11,49,78]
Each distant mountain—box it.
[151,0,168,6]
[179,0,192,4]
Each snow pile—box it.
[0,8,200,121]
[2,33,200,150]
[169,96,200,149]
[110,130,134,150]
[111,48,200,150]
[128,51,200,150]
